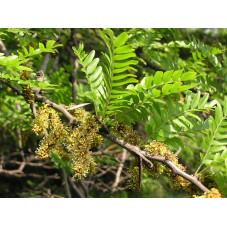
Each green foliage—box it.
[0,40,62,91]
[0,94,32,130]
[144,92,215,149]
[196,98,227,194]
[73,29,138,120]
[189,35,226,79]
[201,100,227,169]
[1,28,227,198]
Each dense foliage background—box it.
[0,28,226,198]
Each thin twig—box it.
[68,177,85,198]
[112,149,127,192]
[8,160,54,169]
[30,103,37,118]
[59,168,71,198]
[78,179,89,198]
[138,156,143,190]
[174,147,182,156]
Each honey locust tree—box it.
[0,28,226,198]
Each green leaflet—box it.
[181,72,197,81]
[113,66,137,74]
[112,78,138,87]
[162,83,172,94]
[198,93,209,109]
[89,66,102,82]
[154,71,163,85]
[114,45,135,54]
[172,69,183,81]
[152,88,161,97]
[191,91,201,109]
[84,50,95,67]
[114,60,138,69]
[112,74,137,81]
[163,70,173,83]
[114,53,136,61]
[113,32,128,48]
[87,58,100,74]
[141,76,153,89]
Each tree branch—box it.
[143,154,209,192]
[100,132,153,168]
[0,80,79,125]
[38,53,50,73]
[0,79,23,95]
[100,131,209,193]
[34,94,79,125]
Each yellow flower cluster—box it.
[20,61,34,104]
[91,133,103,148]
[198,171,219,189]
[68,106,87,121]
[186,172,221,198]
[65,115,101,179]
[32,105,68,159]
[32,105,55,136]
[145,141,190,190]
[143,161,163,178]
[196,188,222,198]
[167,172,190,190]
[20,71,30,81]
[32,105,102,179]
[114,122,141,146]
[128,159,140,191]
[36,129,68,159]
[20,61,31,80]
[59,150,71,161]
[145,141,173,159]
[184,182,204,197]
[22,85,35,104]
[36,136,56,159]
